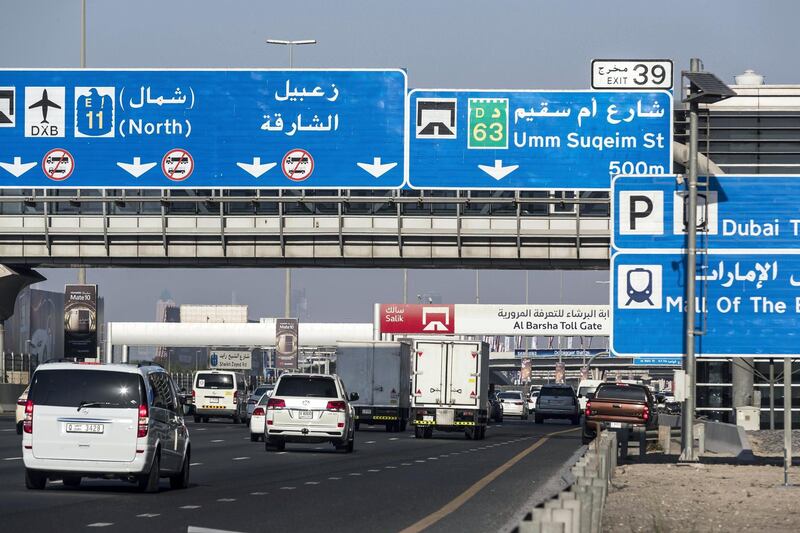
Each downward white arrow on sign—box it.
[357,157,397,178]
[478,160,519,181]
[117,157,157,178]
[236,157,277,178]
[0,157,36,178]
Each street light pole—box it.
[78,0,87,285]
[266,39,316,319]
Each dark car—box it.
[488,392,504,423]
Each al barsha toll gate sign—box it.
[377,304,609,336]
[0,69,407,189]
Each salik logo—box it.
[619,191,663,235]
[421,306,453,333]
[617,265,662,310]
[673,191,718,235]
[25,87,65,138]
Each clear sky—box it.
[2,0,794,323]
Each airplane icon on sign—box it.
[28,89,62,124]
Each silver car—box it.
[534,384,580,425]
[246,385,274,422]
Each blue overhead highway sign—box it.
[612,251,800,357]
[633,357,682,366]
[406,90,672,190]
[0,69,406,189]
[613,175,800,251]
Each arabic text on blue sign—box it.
[612,252,800,357]
[513,349,606,358]
[0,69,406,188]
[406,90,672,190]
[633,357,682,366]
[612,175,800,250]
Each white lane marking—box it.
[280,486,296,490]
[328,477,341,480]
[367,469,380,472]
[305,481,320,485]
[3,457,22,461]
[217,498,236,502]
[194,428,207,431]
[415,460,426,463]
[190,462,203,466]
[87,524,114,528]
[276,452,287,455]
[250,492,268,496]
[365,441,376,444]
[210,439,225,443]
[427,457,438,460]
[385,466,396,469]
[242,437,250,440]
[137,513,160,518]
[232,457,250,461]
[180,505,201,509]
[348,473,362,476]
[401,462,413,466]
[315,447,324,450]
[50,480,63,485]
[0,429,15,432]
[389,437,399,441]
[439,454,449,458]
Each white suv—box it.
[22,362,191,492]
[265,374,357,453]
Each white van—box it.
[576,379,604,411]
[192,370,247,424]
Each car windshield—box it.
[531,391,540,397]
[596,385,648,402]
[252,386,270,396]
[540,386,574,397]
[29,369,143,408]
[276,376,338,398]
[498,392,522,399]
[257,390,274,404]
[578,386,597,397]
[195,373,234,389]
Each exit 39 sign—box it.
[592,59,673,90]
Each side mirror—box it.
[586,392,595,400]
[350,392,359,402]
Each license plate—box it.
[209,397,219,404]
[298,410,313,419]
[609,422,622,428]
[65,423,104,434]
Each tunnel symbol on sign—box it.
[422,306,451,332]
[626,268,654,306]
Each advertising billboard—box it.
[275,318,298,370]
[63,284,97,359]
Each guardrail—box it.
[1,352,38,385]
[514,431,617,533]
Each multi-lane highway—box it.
[0,414,581,533]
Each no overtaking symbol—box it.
[42,148,74,181]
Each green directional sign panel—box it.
[468,98,508,149]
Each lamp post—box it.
[266,39,316,318]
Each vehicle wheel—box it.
[535,414,543,424]
[233,415,240,424]
[202,416,209,423]
[62,476,81,487]
[138,453,160,493]
[250,433,259,442]
[571,416,580,425]
[399,420,407,432]
[25,469,47,490]
[386,423,393,432]
[414,426,424,439]
[465,427,475,440]
[355,421,361,431]
[479,426,486,440]
[16,421,23,435]
[170,453,190,490]
[193,415,200,423]
[423,427,433,439]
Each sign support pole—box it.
[680,58,701,462]
[785,357,792,486]
[770,360,776,430]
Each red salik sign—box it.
[379,304,456,334]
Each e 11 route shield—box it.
[407,89,672,190]
[0,69,407,189]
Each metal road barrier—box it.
[1,352,37,385]
[514,431,617,533]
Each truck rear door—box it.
[413,341,446,405]
[445,342,479,407]
[373,345,399,406]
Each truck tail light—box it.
[585,401,592,417]
[326,401,346,412]
[137,403,149,438]
[642,404,650,422]
[234,391,239,403]
[267,398,286,409]
[253,407,265,417]
[23,399,34,434]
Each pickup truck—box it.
[582,383,658,444]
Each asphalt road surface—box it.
[0,414,581,533]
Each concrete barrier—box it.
[513,431,617,533]
[0,383,26,413]
[701,419,752,457]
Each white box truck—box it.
[335,341,411,432]
[409,338,489,440]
